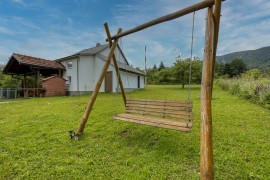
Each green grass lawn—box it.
[0,85,269,179]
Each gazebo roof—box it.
[3,53,65,76]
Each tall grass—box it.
[216,78,270,109]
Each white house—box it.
[56,43,145,95]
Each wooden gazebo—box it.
[3,53,65,97]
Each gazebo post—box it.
[23,74,27,98]
[35,69,40,97]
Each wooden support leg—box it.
[76,28,122,135]
[211,0,222,93]
[200,5,215,180]
[104,22,127,105]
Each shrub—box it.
[229,83,240,95]
[216,77,270,109]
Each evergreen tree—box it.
[158,61,165,71]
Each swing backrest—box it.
[126,99,193,121]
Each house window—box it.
[67,61,72,68]
[67,76,71,84]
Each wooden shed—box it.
[42,75,66,97]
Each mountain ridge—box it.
[217,46,270,69]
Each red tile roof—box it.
[13,53,65,70]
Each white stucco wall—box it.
[78,56,95,91]
[120,71,145,90]
[61,57,79,92]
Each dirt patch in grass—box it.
[120,130,129,136]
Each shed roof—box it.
[42,75,66,82]
[117,61,145,76]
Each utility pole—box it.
[144,46,147,87]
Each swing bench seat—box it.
[114,99,193,132]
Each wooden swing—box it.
[114,99,193,132]
[113,12,196,132]
[73,0,223,179]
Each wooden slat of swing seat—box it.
[126,107,192,116]
[126,108,193,120]
[127,99,192,107]
[114,99,193,132]
[126,104,190,111]
[114,114,192,132]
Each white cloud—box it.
[12,0,24,4]
[1,0,269,69]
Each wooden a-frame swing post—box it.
[104,23,127,105]
[200,0,222,179]
[77,28,122,134]
[200,5,215,180]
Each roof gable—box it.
[79,44,109,55]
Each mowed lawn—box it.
[0,85,269,179]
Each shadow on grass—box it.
[116,125,199,160]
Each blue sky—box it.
[1,0,270,68]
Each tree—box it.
[0,74,21,88]
[158,61,165,71]
[223,63,232,77]
[156,68,171,84]
[191,58,203,84]
[229,58,247,77]
[215,62,225,76]
[242,69,262,80]
[222,58,247,78]
[173,58,190,88]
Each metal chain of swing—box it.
[187,11,195,101]
[185,11,195,125]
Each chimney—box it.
[96,43,101,47]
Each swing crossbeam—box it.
[108,0,225,41]
[75,0,223,179]
[114,99,193,132]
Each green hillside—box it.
[217,46,270,69]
